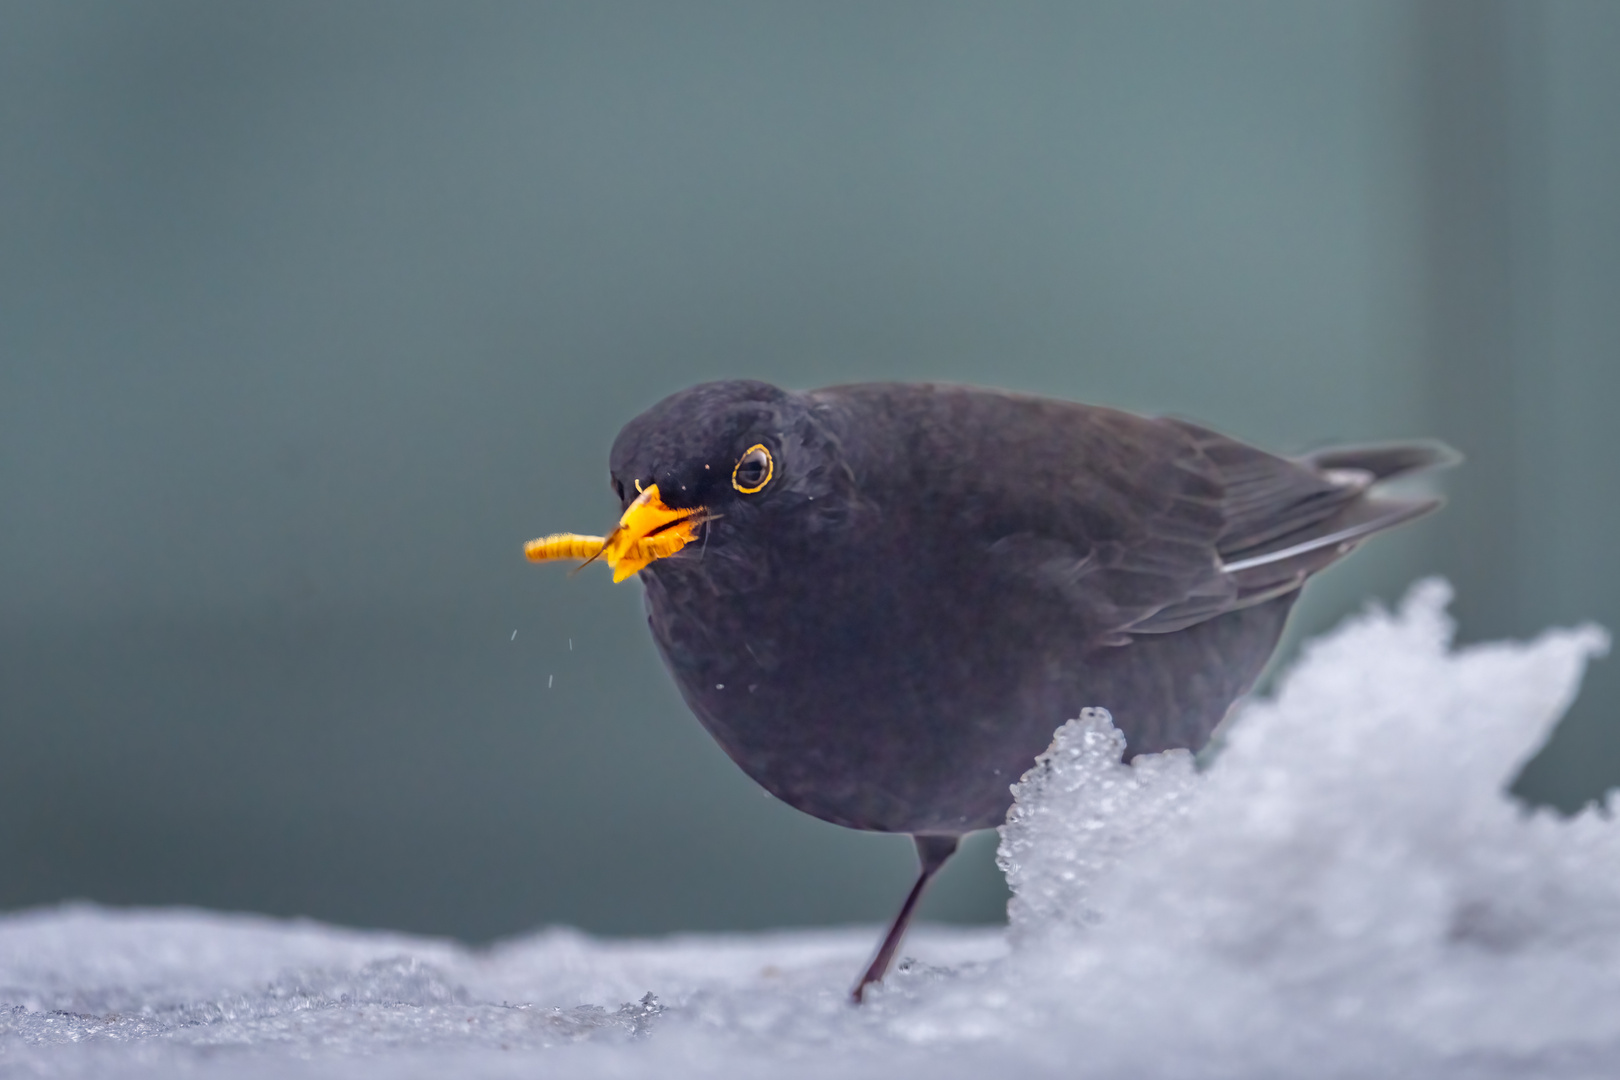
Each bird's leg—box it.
[850,834,960,1003]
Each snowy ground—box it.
[3,581,1617,1079]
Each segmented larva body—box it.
[523,532,689,565]
[524,533,607,563]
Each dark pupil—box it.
[737,456,766,486]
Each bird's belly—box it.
[644,562,1296,835]
[644,571,1088,834]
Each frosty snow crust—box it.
[996,707,1199,940]
[3,580,1617,1079]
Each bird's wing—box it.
[981,409,1446,642]
[1120,421,1449,635]
[970,405,1239,644]
[818,383,1448,645]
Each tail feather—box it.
[1221,494,1440,578]
[1134,428,1458,636]
[1300,440,1461,483]
[1217,437,1455,592]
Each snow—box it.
[3,580,1617,1079]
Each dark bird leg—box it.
[850,834,960,1003]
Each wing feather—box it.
[820,384,1452,645]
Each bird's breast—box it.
[640,540,1089,834]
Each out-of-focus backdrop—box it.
[2,1,1616,941]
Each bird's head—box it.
[526,380,850,582]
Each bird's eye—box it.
[731,444,774,494]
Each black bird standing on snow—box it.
[526,380,1453,1001]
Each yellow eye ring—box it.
[731,444,774,494]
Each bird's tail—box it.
[1298,440,1462,484]
[1219,439,1458,594]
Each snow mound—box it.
[3,581,1617,1079]
[975,578,1620,1076]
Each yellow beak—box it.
[524,483,702,582]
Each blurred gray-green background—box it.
[2,1,1616,942]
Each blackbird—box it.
[526,380,1453,1000]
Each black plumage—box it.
[531,379,1453,999]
